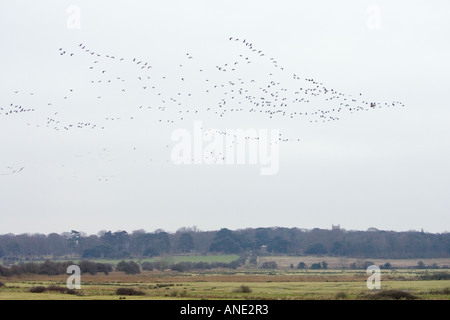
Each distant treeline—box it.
[0,227,449,260]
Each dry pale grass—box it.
[257,256,450,269]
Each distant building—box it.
[260,245,267,254]
[332,224,340,231]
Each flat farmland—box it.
[257,256,450,269]
[1,268,449,300]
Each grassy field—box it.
[1,268,449,300]
[1,255,449,300]
[10,255,450,269]
[257,256,450,269]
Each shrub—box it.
[428,288,450,295]
[168,289,188,297]
[96,262,112,275]
[141,262,154,271]
[0,265,12,277]
[46,285,69,293]
[420,272,450,280]
[335,292,347,299]
[116,261,140,274]
[297,262,306,269]
[79,260,98,275]
[261,261,277,269]
[193,262,211,270]
[29,285,78,295]
[0,281,5,287]
[369,290,418,300]
[115,287,145,296]
[417,261,426,269]
[233,285,252,293]
[171,262,193,272]
[29,286,47,293]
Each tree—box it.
[209,229,242,253]
[417,261,426,269]
[297,262,306,269]
[311,263,322,269]
[331,241,344,255]
[100,230,130,257]
[305,243,327,255]
[177,233,194,253]
[254,228,270,247]
[321,261,328,269]
[268,236,290,253]
[209,237,241,254]
[82,244,114,258]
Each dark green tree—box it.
[305,242,327,255]
[177,233,194,253]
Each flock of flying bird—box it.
[0,37,404,176]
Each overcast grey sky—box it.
[0,0,449,235]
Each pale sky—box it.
[0,0,449,235]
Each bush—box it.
[335,292,347,299]
[233,285,252,293]
[420,272,450,280]
[168,289,188,297]
[116,261,140,274]
[0,281,5,287]
[311,263,322,270]
[0,265,12,277]
[96,262,112,275]
[29,286,47,293]
[428,288,450,295]
[1,261,78,276]
[141,262,154,271]
[38,260,66,275]
[297,262,306,269]
[46,285,69,293]
[171,262,193,272]
[115,287,145,296]
[29,285,77,295]
[79,260,98,275]
[193,262,211,270]
[261,261,277,269]
[349,260,377,270]
[369,290,418,300]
